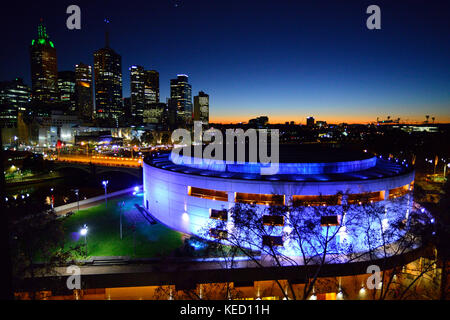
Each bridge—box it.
[48,155,142,178]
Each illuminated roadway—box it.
[53,155,143,168]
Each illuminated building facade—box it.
[143,102,168,126]
[170,74,192,125]
[130,65,145,119]
[57,71,76,113]
[94,37,122,122]
[75,63,94,121]
[30,21,58,112]
[193,91,209,126]
[143,145,417,258]
[0,78,31,127]
[130,66,160,122]
[144,70,159,106]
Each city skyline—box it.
[1,0,449,304]
[0,0,449,124]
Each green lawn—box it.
[63,193,184,259]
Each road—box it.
[55,155,142,168]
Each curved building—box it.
[143,145,416,256]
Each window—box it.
[389,185,410,199]
[320,215,340,227]
[210,228,228,239]
[262,235,283,247]
[235,192,284,206]
[188,186,228,201]
[292,195,340,206]
[347,191,383,204]
[262,215,284,226]
[317,293,337,300]
[210,209,228,221]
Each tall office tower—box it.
[130,65,145,119]
[57,71,76,113]
[144,70,159,106]
[93,28,122,123]
[306,116,315,127]
[75,63,94,121]
[193,91,209,126]
[29,20,58,113]
[0,78,31,127]
[170,74,192,126]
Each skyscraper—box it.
[94,28,122,123]
[306,116,315,127]
[193,91,209,126]
[57,71,76,114]
[144,70,159,106]
[130,65,145,120]
[130,66,160,123]
[170,74,192,125]
[0,78,31,127]
[75,63,94,121]
[29,20,58,112]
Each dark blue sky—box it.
[1,0,449,123]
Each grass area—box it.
[63,193,184,259]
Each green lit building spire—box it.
[32,19,54,48]
[29,19,58,109]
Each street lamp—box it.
[102,180,109,206]
[80,224,88,256]
[118,201,124,240]
[50,187,54,209]
[74,188,80,211]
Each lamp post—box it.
[102,180,109,206]
[50,187,54,209]
[80,224,88,257]
[118,201,124,240]
[74,188,80,211]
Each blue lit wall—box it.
[143,159,416,259]
[170,153,377,175]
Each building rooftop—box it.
[145,144,414,182]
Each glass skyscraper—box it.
[130,65,145,119]
[57,71,76,114]
[170,74,192,125]
[130,66,159,123]
[144,70,159,106]
[75,63,94,121]
[93,33,122,123]
[0,78,31,127]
